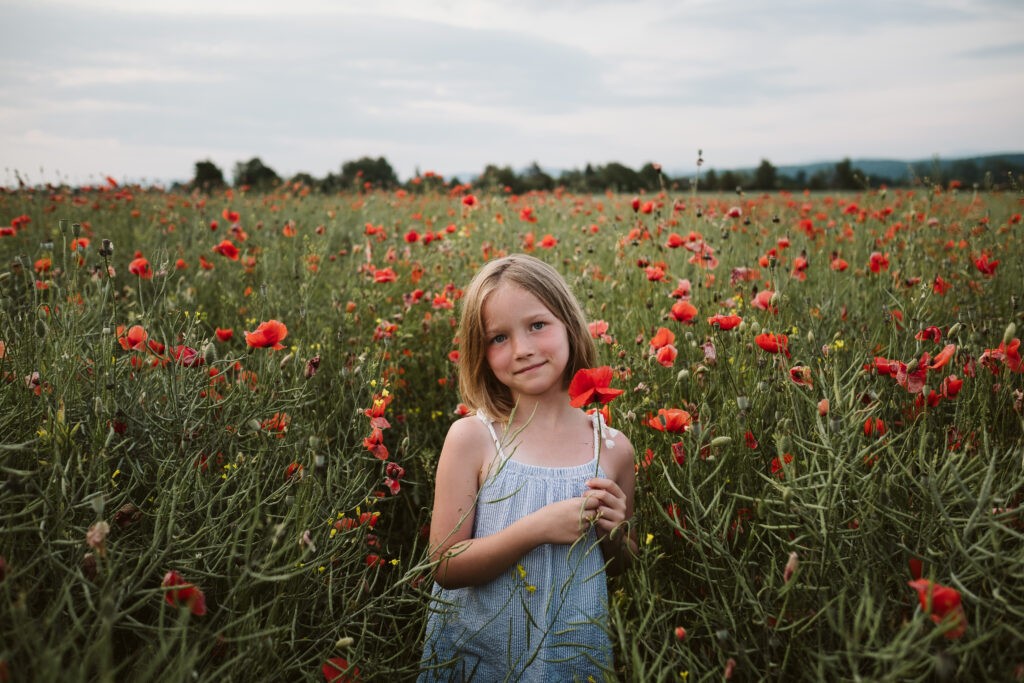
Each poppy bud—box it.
[710,436,732,447]
[82,552,98,581]
[674,626,687,641]
[947,322,962,338]
[1004,322,1017,345]
[202,342,217,365]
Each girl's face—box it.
[481,283,570,402]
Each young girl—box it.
[419,254,636,681]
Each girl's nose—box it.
[512,334,533,357]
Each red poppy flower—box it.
[932,276,951,295]
[655,344,677,367]
[708,314,742,330]
[940,375,963,398]
[755,332,790,357]
[907,579,967,639]
[129,256,153,280]
[869,251,889,273]
[373,268,397,283]
[539,234,558,249]
[649,327,675,351]
[117,324,148,351]
[568,366,624,408]
[588,320,609,339]
[915,326,942,343]
[928,344,956,370]
[461,194,478,208]
[790,254,809,281]
[645,265,666,281]
[751,290,776,313]
[830,255,849,272]
[973,253,999,275]
[789,365,812,387]
[322,657,361,683]
[670,300,698,324]
[873,356,897,376]
[864,417,886,437]
[161,570,207,616]
[212,239,240,260]
[171,345,204,367]
[244,320,288,350]
[222,209,241,223]
[647,408,692,433]
[215,327,233,342]
[770,453,793,479]
[895,357,928,393]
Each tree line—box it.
[185,155,1024,195]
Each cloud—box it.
[1,0,1021,185]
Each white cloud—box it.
[1,0,1021,185]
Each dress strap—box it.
[476,411,506,458]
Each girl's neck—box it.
[505,394,576,431]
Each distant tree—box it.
[477,165,521,193]
[832,158,861,190]
[638,163,662,191]
[191,160,225,191]
[808,169,829,191]
[521,162,555,193]
[339,156,400,191]
[701,169,718,192]
[753,159,778,191]
[233,157,281,190]
[719,170,741,193]
[600,162,643,193]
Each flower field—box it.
[1,178,1022,681]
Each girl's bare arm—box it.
[428,417,599,589]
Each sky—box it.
[2,0,1023,186]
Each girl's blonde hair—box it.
[457,254,596,419]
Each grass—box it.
[1,180,1022,681]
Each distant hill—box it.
[764,153,1024,183]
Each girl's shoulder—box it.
[442,413,496,459]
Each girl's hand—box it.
[584,478,629,540]
[533,496,602,545]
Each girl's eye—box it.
[491,334,507,344]
[531,321,546,331]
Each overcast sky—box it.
[2,0,1022,186]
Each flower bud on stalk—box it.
[1004,322,1017,345]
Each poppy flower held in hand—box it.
[568,366,623,408]
[245,320,288,350]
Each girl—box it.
[419,254,636,681]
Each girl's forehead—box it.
[482,283,553,318]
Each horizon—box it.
[3,0,1023,187]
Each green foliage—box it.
[233,157,281,191]
[191,160,226,192]
[1,183,1022,681]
